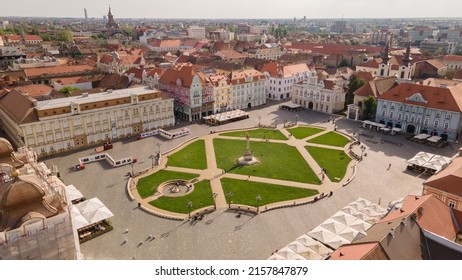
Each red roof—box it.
[15,84,52,97]
[378,82,462,112]
[24,35,43,41]
[443,55,462,62]
[288,42,387,56]
[378,195,458,241]
[24,65,96,77]
[424,156,462,197]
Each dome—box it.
[0,175,59,231]
[0,175,45,210]
[0,138,13,159]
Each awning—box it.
[75,197,114,224]
[65,184,84,202]
[427,136,442,143]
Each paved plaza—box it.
[46,101,461,259]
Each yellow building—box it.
[0,86,174,157]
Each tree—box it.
[56,30,73,42]
[453,44,462,55]
[40,34,51,41]
[433,48,446,56]
[345,74,365,108]
[59,86,80,95]
[338,58,349,67]
[362,96,377,120]
[443,68,455,80]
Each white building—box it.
[0,86,174,156]
[441,55,462,70]
[262,62,310,101]
[230,69,266,109]
[187,26,206,39]
[292,71,345,114]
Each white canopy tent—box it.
[65,184,84,202]
[75,197,114,224]
[70,205,90,229]
[308,226,338,243]
[427,136,442,143]
[268,247,305,260]
[287,241,323,260]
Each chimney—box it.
[389,228,395,238]
[107,89,113,94]
[458,147,462,157]
[82,92,88,97]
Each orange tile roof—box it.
[378,82,462,112]
[24,65,96,77]
[24,35,42,41]
[149,39,181,48]
[378,195,458,241]
[0,90,38,124]
[52,76,91,85]
[329,242,383,260]
[443,55,462,62]
[424,156,462,197]
[354,76,397,98]
[15,84,52,97]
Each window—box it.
[398,113,402,121]
[434,120,439,127]
[436,111,441,118]
[444,122,449,130]
[449,200,455,208]
[390,111,394,119]
[446,113,452,120]
[424,118,429,126]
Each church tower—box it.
[378,42,391,78]
[398,42,413,82]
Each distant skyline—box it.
[1,0,462,19]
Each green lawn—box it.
[287,126,325,139]
[167,139,207,170]
[219,128,288,140]
[306,146,352,182]
[149,180,214,213]
[214,139,320,184]
[221,178,319,207]
[137,170,199,199]
[307,131,350,147]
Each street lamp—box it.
[283,118,287,128]
[157,143,161,154]
[226,192,233,208]
[130,162,135,177]
[212,192,218,209]
[258,116,261,127]
[255,195,262,213]
[187,201,193,219]
[149,154,155,168]
[295,114,299,125]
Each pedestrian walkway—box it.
[128,124,358,219]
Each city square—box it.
[45,101,456,259]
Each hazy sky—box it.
[0,0,461,19]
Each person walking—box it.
[387,163,391,170]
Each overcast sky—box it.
[0,0,461,19]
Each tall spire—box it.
[381,42,391,64]
[402,41,412,67]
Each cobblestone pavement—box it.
[46,101,460,259]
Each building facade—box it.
[291,71,345,114]
[229,69,266,110]
[157,65,214,121]
[208,74,231,113]
[187,26,206,39]
[375,83,462,141]
[262,62,310,101]
[0,87,174,156]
